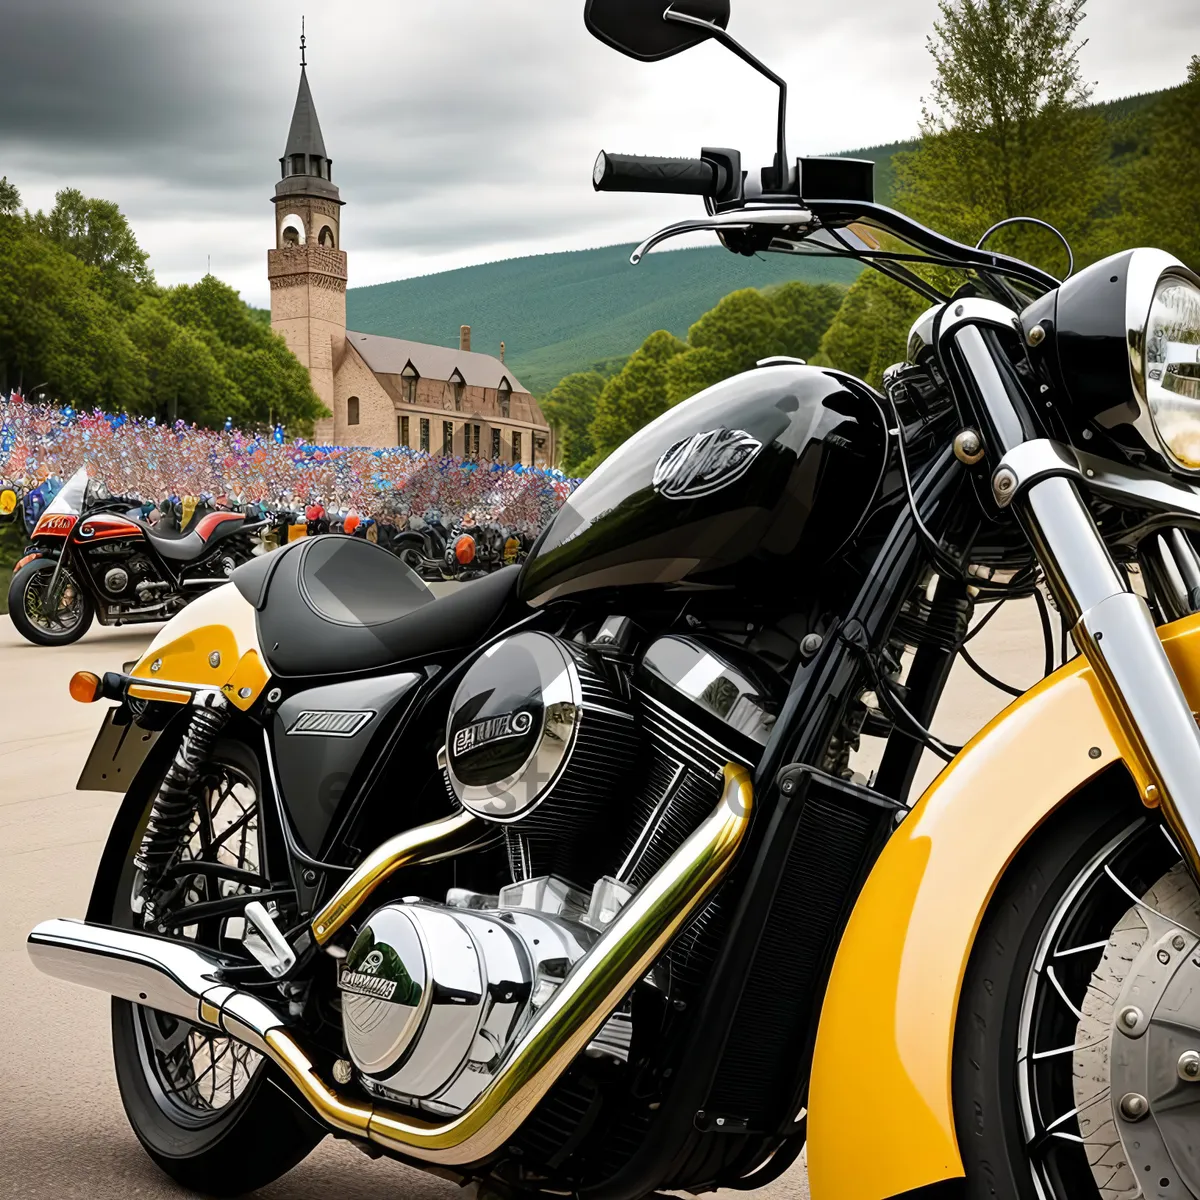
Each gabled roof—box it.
[347,331,530,394]
[283,67,328,161]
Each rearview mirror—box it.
[584,0,731,62]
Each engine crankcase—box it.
[340,884,597,1117]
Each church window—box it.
[512,431,522,463]
[310,155,323,176]
[402,364,418,403]
[491,428,501,461]
[449,369,466,411]
[290,153,305,176]
[280,214,305,245]
[443,421,454,456]
[347,396,360,426]
[420,419,430,452]
[498,380,511,418]
[318,225,336,248]
[470,424,481,459]
[399,415,409,447]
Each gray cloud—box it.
[1,0,1196,307]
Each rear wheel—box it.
[108,739,323,1195]
[953,779,1187,1198]
[8,556,94,645]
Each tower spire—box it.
[300,16,306,68]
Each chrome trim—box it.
[286,710,376,737]
[243,900,297,979]
[954,324,1027,453]
[935,296,1019,339]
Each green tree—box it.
[161,275,325,434]
[665,282,844,404]
[812,272,930,388]
[1122,59,1200,269]
[0,177,20,217]
[540,371,605,475]
[30,187,155,310]
[0,215,147,407]
[586,330,687,468]
[893,0,1111,274]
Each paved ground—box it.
[0,595,1053,1200]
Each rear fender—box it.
[806,610,1200,1200]
[125,583,270,712]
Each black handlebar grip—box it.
[593,151,720,196]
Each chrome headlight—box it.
[1022,247,1200,475]
[1137,273,1200,469]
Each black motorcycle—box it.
[26,5,1200,1200]
[7,467,266,645]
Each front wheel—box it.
[953,777,1192,1198]
[7,556,94,645]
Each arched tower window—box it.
[318,225,336,249]
[280,214,306,247]
[450,368,466,412]
[498,378,512,419]
[347,396,360,426]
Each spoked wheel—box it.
[109,740,322,1196]
[953,780,1199,1199]
[8,557,94,645]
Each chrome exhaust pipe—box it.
[27,919,285,1053]
[27,763,753,1166]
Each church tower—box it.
[268,27,345,442]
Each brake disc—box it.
[1075,862,1200,1199]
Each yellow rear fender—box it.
[127,583,269,712]
[806,610,1200,1200]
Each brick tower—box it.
[268,28,345,442]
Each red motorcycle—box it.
[7,468,265,645]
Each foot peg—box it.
[243,901,297,978]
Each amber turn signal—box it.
[69,671,102,704]
[455,535,476,565]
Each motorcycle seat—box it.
[135,512,250,563]
[232,535,524,678]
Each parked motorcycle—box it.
[8,466,266,645]
[25,4,1200,1199]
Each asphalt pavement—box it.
[0,591,1053,1200]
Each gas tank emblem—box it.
[651,428,764,500]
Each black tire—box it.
[8,556,94,645]
[952,779,1172,1199]
[107,738,324,1195]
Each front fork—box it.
[1007,474,1200,873]
[950,309,1200,876]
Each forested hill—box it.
[347,247,860,396]
[345,88,1165,396]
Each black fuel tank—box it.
[519,364,887,605]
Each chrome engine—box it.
[338,622,780,1117]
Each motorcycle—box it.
[8,467,266,645]
[24,4,1200,1199]
[388,513,452,580]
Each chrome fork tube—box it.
[944,306,1200,875]
[1018,475,1200,875]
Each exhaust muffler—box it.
[28,763,752,1165]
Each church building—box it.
[267,43,554,465]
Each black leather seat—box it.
[232,535,524,678]
[134,514,258,563]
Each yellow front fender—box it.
[807,610,1200,1200]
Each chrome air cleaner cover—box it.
[445,630,638,824]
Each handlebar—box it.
[593,151,724,197]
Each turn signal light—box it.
[455,535,477,565]
[69,671,102,704]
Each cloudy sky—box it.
[2,0,1196,309]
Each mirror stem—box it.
[663,6,788,190]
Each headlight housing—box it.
[1137,273,1200,469]
[1022,248,1200,475]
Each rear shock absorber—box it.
[134,702,230,887]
